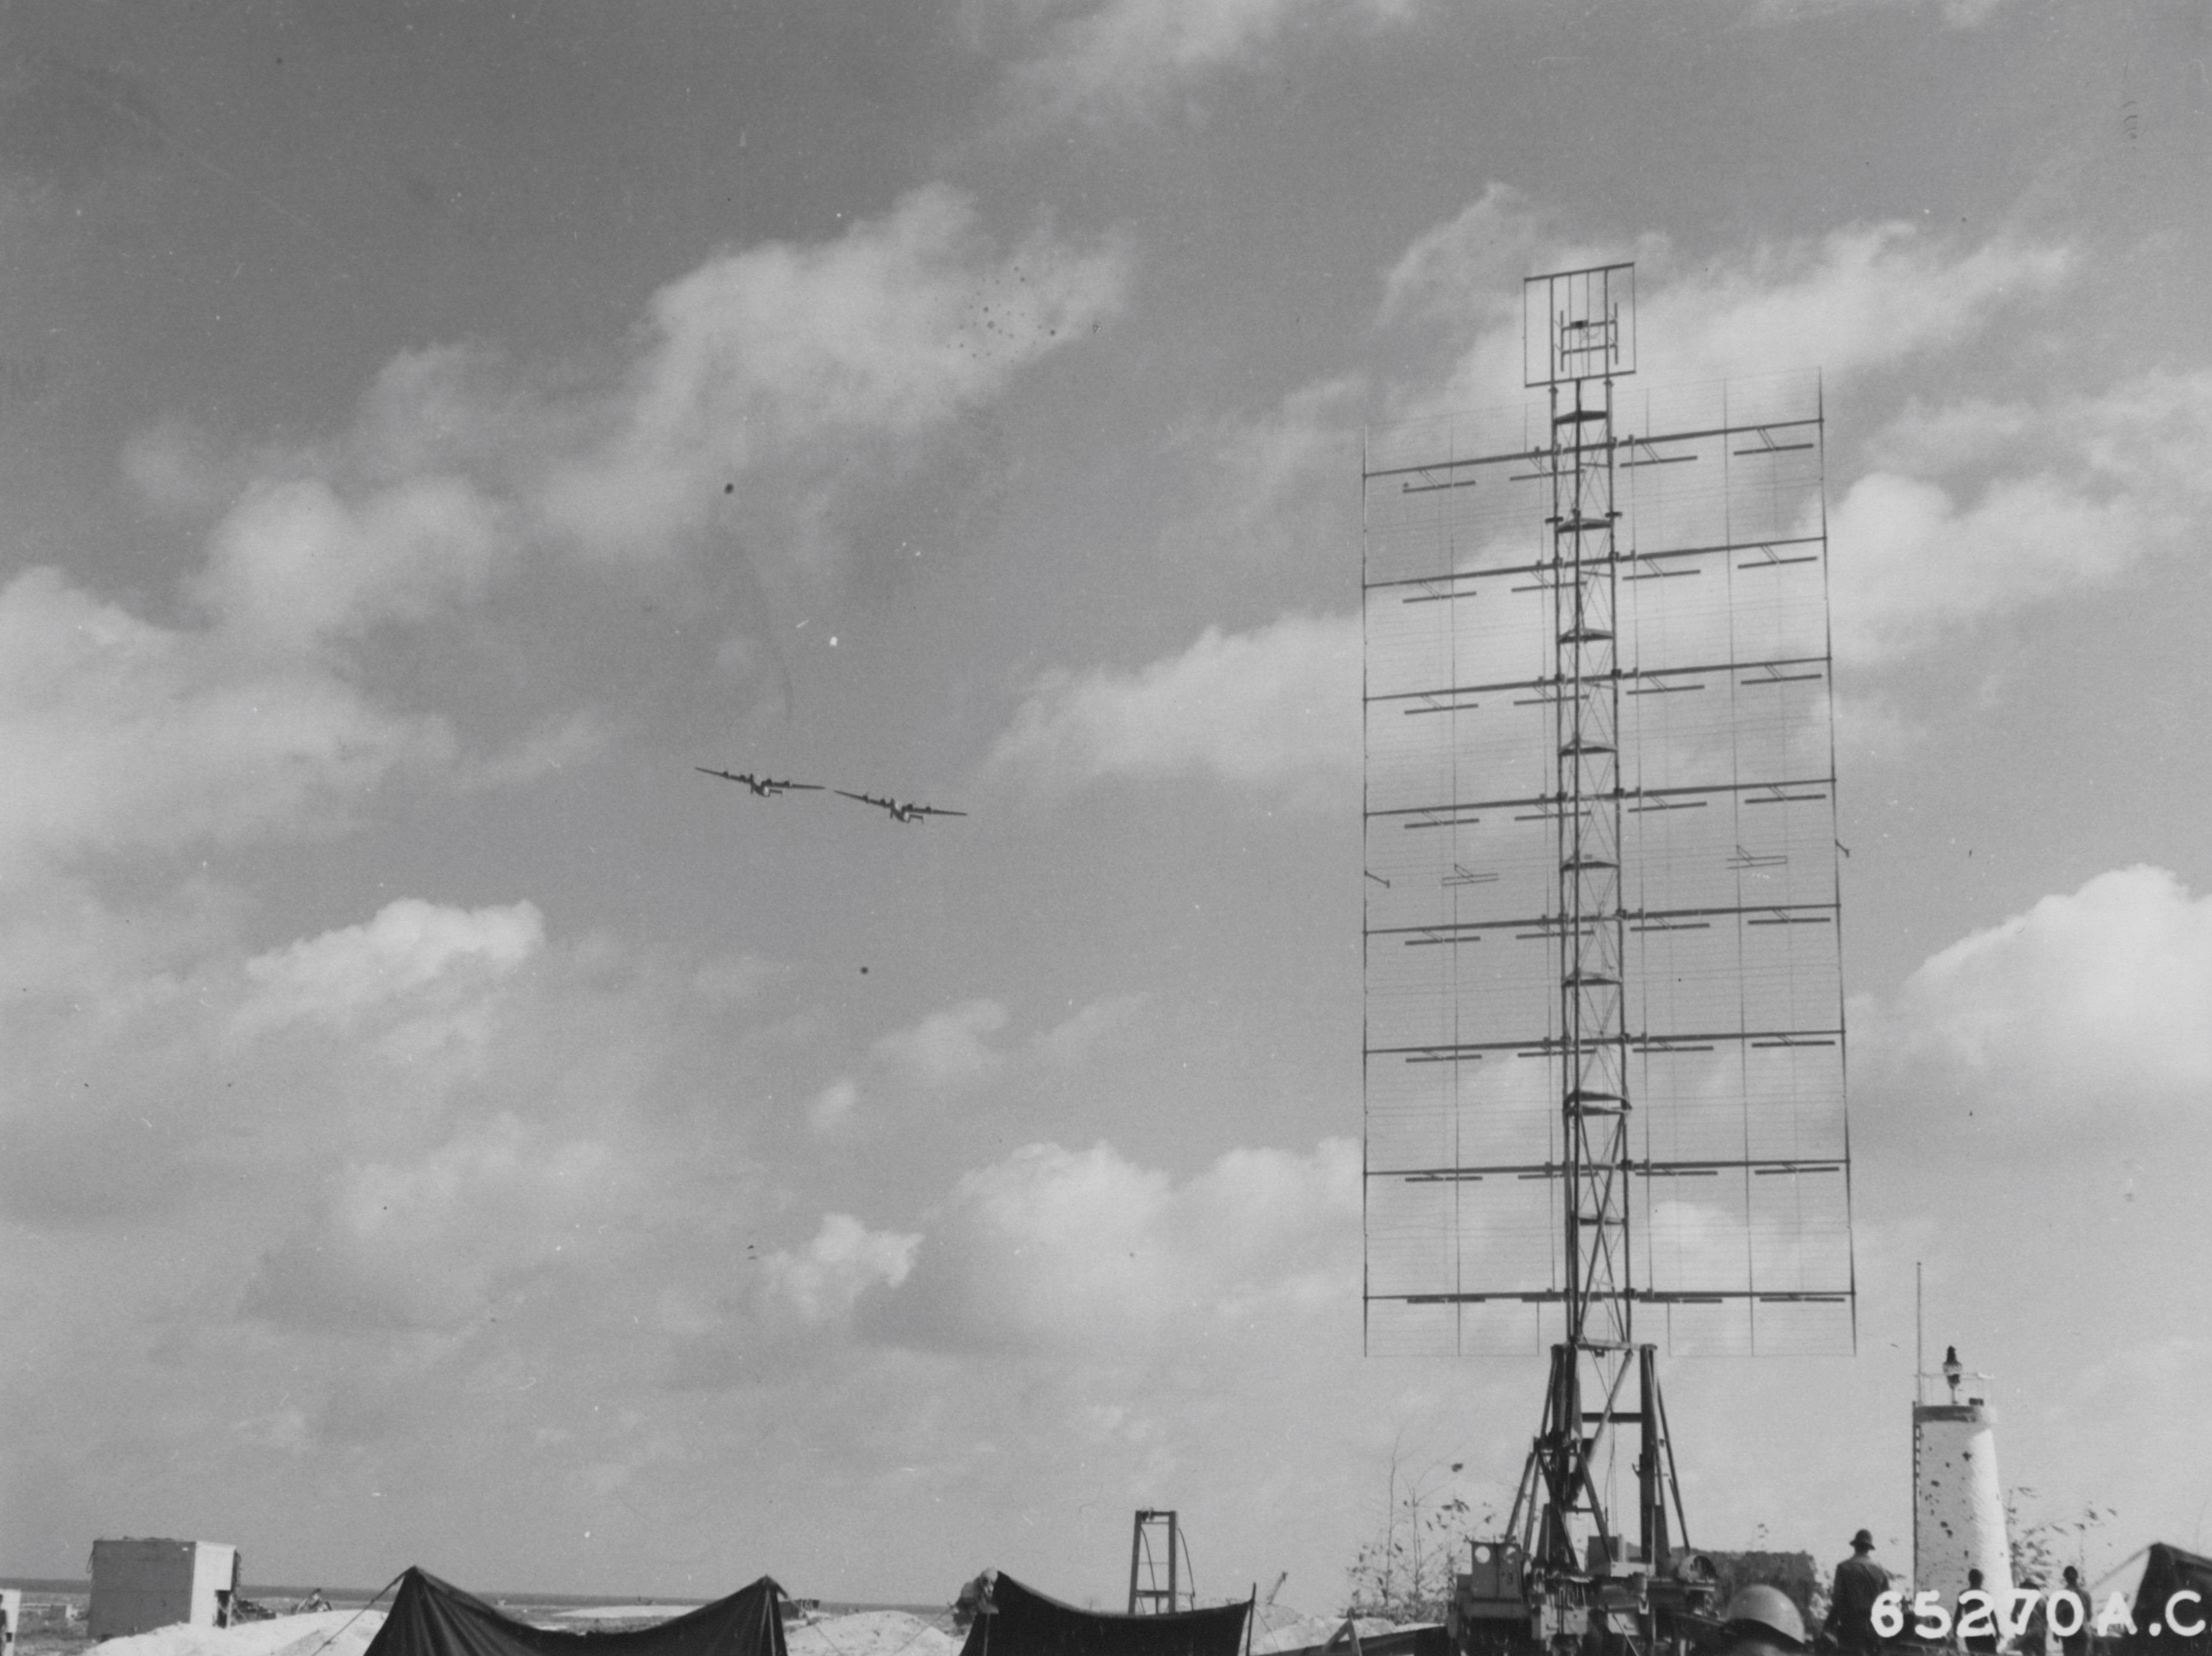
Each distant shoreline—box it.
[0,1582,950,1619]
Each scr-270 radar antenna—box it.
[1360,263,1856,1656]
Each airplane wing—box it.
[913,806,968,817]
[696,767,749,784]
[834,790,891,810]
[767,780,825,792]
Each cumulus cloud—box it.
[177,187,1125,606]
[0,882,767,1245]
[872,1136,1359,1353]
[1164,375,1366,569]
[1866,866,2212,1106]
[1032,992,1148,1067]
[36,188,1127,879]
[542,185,1129,565]
[197,472,511,650]
[1380,198,2071,416]
[0,567,450,876]
[980,0,1417,127]
[1830,366,2212,662]
[759,1213,920,1325]
[1746,0,2018,26]
[1828,470,2149,661]
[870,998,1012,1090]
[822,993,1147,1128]
[807,1077,860,1135]
[1378,183,1581,335]
[988,610,1359,800]
[237,898,545,1035]
[1863,395,2039,477]
[243,1112,630,1331]
[1638,224,2070,387]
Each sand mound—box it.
[97,1611,389,1656]
[1250,1614,1396,1655]
[550,1608,700,1625]
[785,1611,958,1656]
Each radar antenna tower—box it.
[1360,262,1854,1656]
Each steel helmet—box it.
[1721,1586,1808,1650]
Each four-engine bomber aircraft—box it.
[697,767,966,823]
[696,768,825,797]
[832,790,967,824]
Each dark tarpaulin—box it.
[362,1570,788,1656]
[958,1573,1248,1656]
[2125,1545,2212,1656]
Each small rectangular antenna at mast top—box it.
[1524,263,1635,387]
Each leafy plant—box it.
[2007,1487,2119,1586]
[1343,1435,1495,1623]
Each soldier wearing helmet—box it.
[1825,1531,1892,1655]
[1714,1585,1809,1656]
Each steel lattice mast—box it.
[1518,266,1651,1586]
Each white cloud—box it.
[1165,375,1366,567]
[243,1112,630,1331]
[1032,992,1149,1067]
[874,1136,1359,1353]
[1867,866,2212,1104]
[1747,0,2019,26]
[236,898,545,1035]
[0,567,450,876]
[1378,182,1577,334]
[760,1213,920,1325]
[1863,396,2038,477]
[57,187,1128,861]
[808,1077,860,1135]
[989,610,1359,800]
[1632,225,2071,389]
[1828,469,2149,662]
[984,0,1417,127]
[1823,366,2212,666]
[541,185,1129,567]
[823,994,1145,1130]
[196,472,510,650]
[1387,209,2072,417]
[456,710,621,791]
[690,952,783,1007]
[870,997,1012,1090]
[2076,367,2212,500]
[1628,223,2070,391]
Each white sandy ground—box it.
[784,1611,959,1656]
[88,1600,1395,1656]
[93,1610,390,1656]
[88,1607,962,1656]
[1249,1613,1397,1655]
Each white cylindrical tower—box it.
[1913,1348,2013,1607]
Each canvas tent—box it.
[2123,1545,2212,1656]
[362,1570,786,1656]
[956,1573,1247,1656]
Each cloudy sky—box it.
[2,0,2210,1614]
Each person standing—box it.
[1826,1530,1893,1655]
[2018,1577,2050,1656]
[1961,1569,1997,1654]
[2060,1567,2091,1656]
